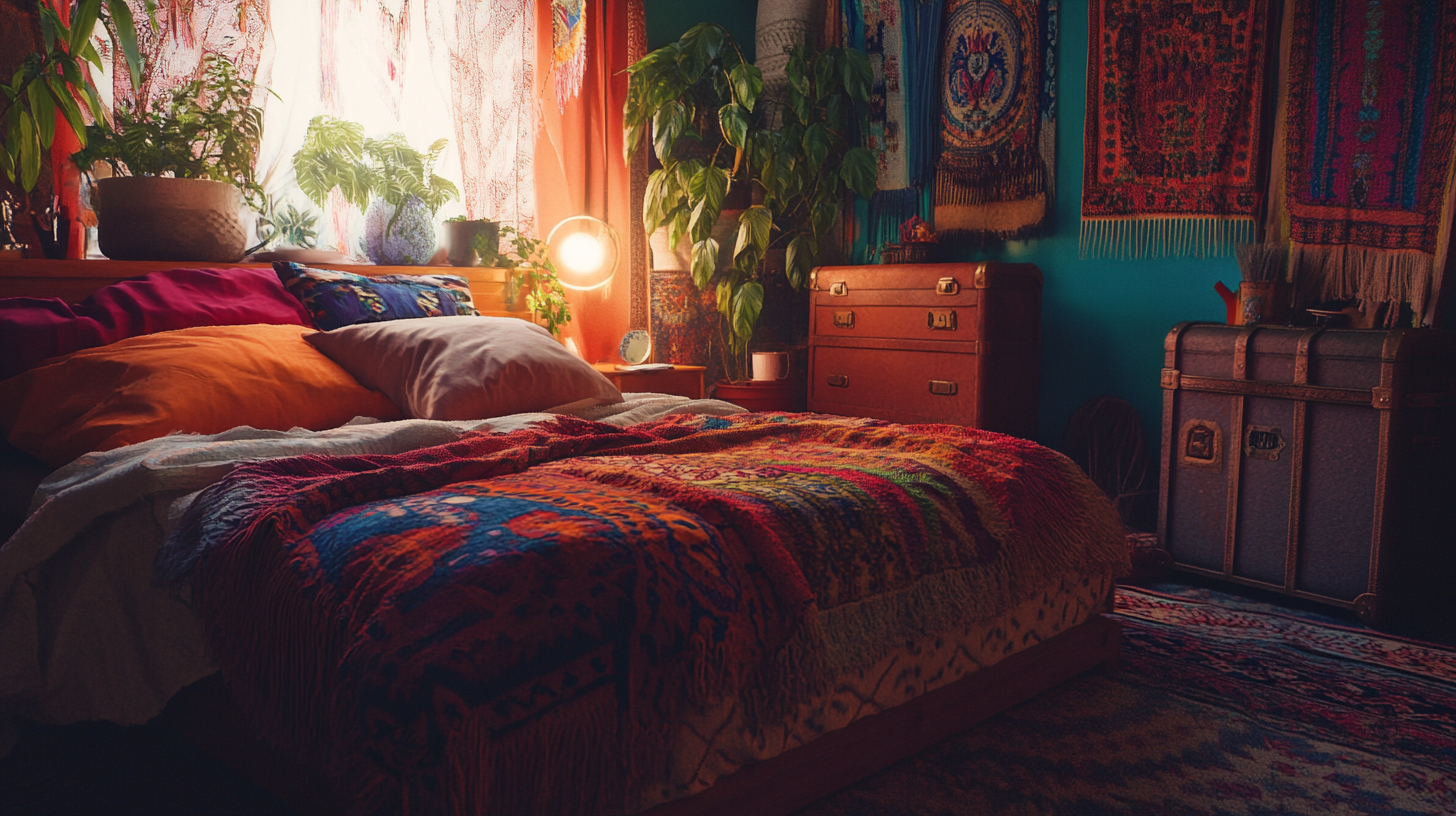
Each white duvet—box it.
[0,394,744,729]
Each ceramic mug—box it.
[751,351,790,381]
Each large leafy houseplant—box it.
[1,0,152,194]
[71,53,269,211]
[292,115,459,265]
[623,23,877,378]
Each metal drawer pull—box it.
[833,310,856,329]
[936,277,959,295]
[927,309,957,331]
[928,380,958,396]
[827,374,850,388]
[830,281,848,297]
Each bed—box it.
[0,260,1128,815]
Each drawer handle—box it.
[936,277,959,295]
[830,281,848,297]
[833,310,856,329]
[927,309,957,331]
[929,380,958,396]
[827,374,850,388]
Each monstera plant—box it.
[623,23,877,378]
[293,116,459,265]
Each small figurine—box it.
[898,214,939,245]
[0,193,26,258]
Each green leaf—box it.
[39,7,57,51]
[70,0,102,54]
[678,23,724,83]
[718,103,748,150]
[839,147,878,200]
[43,74,84,148]
[814,49,839,98]
[802,122,830,174]
[843,47,873,102]
[691,237,719,289]
[18,109,41,191]
[624,120,644,162]
[825,94,852,136]
[652,100,686,161]
[688,165,727,242]
[786,46,810,97]
[731,280,764,341]
[811,189,839,236]
[734,205,771,272]
[729,63,763,113]
[786,234,814,290]
[77,38,104,70]
[717,279,734,319]
[27,78,56,149]
[788,86,813,126]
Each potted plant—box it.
[623,23,877,382]
[442,215,498,267]
[70,53,269,261]
[2,0,153,255]
[292,115,459,266]
[471,225,571,337]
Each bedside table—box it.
[592,364,706,400]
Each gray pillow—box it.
[305,316,622,420]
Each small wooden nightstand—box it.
[592,364,706,400]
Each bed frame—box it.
[5,259,1124,814]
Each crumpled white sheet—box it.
[0,393,744,728]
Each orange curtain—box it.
[533,0,643,363]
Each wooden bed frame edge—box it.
[160,613,1121,816]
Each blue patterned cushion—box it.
[273,262,478,331]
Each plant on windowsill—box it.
[622,23,877,381]
[1,0,154,258]
[471,225,571,337]
[292,115,460,266]
[70,53,272,262]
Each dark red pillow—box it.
[0,266,313,381]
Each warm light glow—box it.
[559,232,605,274]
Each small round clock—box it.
[618,329,652,365]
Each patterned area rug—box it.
[797,585,1456,815]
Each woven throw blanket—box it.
[1283,0,1456,325]
[170,413,1125,815]
[1080,0,1275,258]
[935,0,1056,240]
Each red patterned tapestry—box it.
[1283,0,1456,326]
[1080,0,1276,259]
[934,0,1055,240]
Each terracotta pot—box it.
[93,176,246,262]
[713,378,805,413]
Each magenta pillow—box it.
[0,266,312,381]
[304,316,623,420]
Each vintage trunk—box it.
[1158,322,1456,625]
[806,262,1042,438]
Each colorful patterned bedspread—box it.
[170,413,1128,815]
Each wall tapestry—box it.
[839,0,944,256]
[934,0,1056,241]
[1080,0,1275,259]
[1282,0,1456,326]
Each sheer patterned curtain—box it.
[95,0,545,255]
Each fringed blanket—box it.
[1080,0,1276,259]
[169,413,1126,815]
[1283,0,1456,326]
[934,0,1056,241]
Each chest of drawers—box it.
[806,262,1042,438]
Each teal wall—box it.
[641,1,1244,449]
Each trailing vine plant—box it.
[471,225,572,337]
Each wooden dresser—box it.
[806,262,1042,438]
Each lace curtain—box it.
[92,0,547,256]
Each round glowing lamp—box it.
[546,215,619,291]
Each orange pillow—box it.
[0,324,402,467]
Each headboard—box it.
[0,259,527,318]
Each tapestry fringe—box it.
[1078,216,1256,260]
[868,187,926,259]
[1293,243,1433,326]
[935,151,1047,205]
